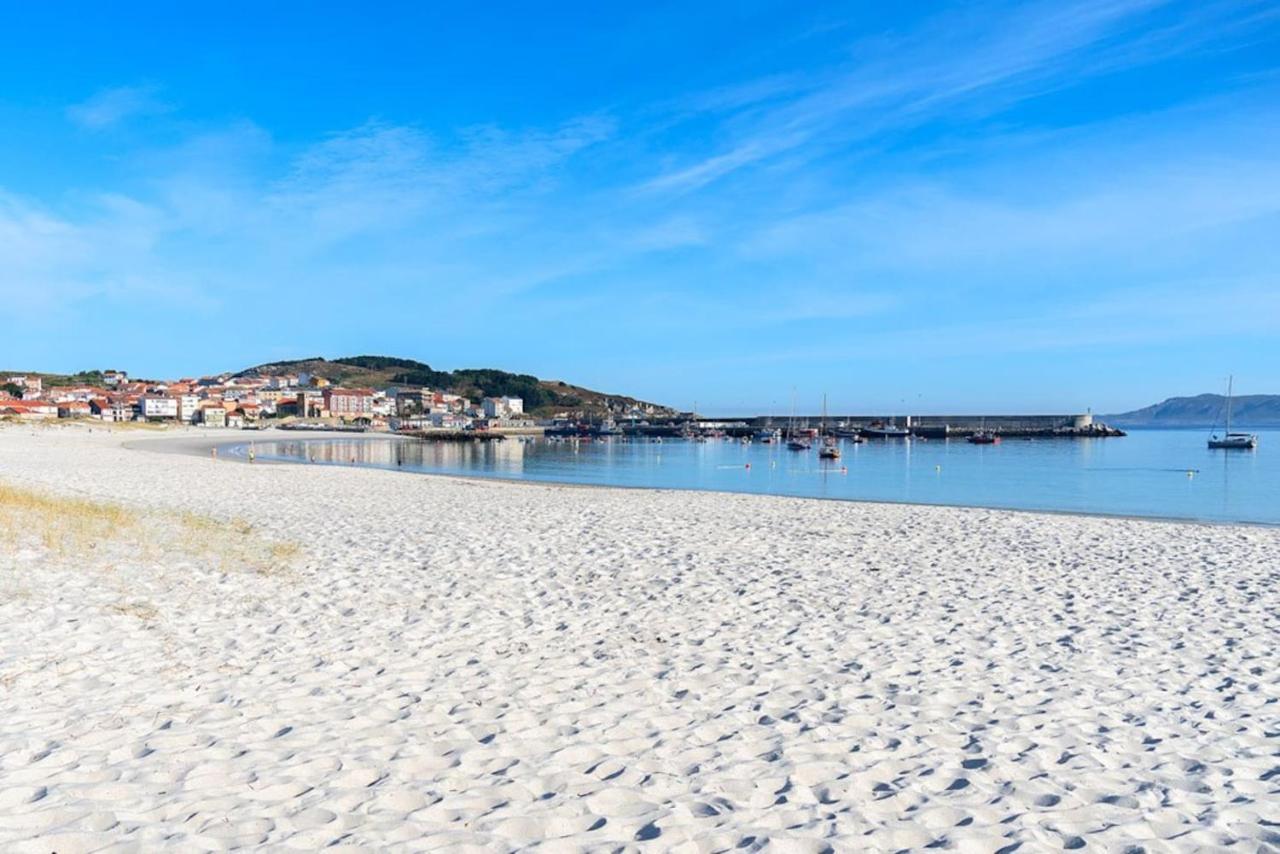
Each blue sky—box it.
[1,1,1278,414]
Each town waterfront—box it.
[233,428,1278,525]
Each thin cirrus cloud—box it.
[0,115,629,321]
[637,0,1268,196]
[66,85,170,130]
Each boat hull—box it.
[1208,435,1257,449]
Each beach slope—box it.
[1,426,1277,851]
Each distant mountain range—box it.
[1105,394,1280,428]
[235,356,674,418]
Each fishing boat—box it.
[967,417,1000,444]
[1208,376,1258,449]
[863,418,911,439]
[594,418,623,437]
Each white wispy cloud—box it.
[636,0,1274,195]
[66,85,169,130]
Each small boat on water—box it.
[785,390,810,450]
[817,394,841,459]
[1208,376,1258,449]
[863,421,911,439]
[967,418,1000,444]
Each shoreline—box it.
[124,428,1279,530]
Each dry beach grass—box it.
[0,481,298,576]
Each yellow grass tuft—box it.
[0,482,137,553]
[1,481,301,577]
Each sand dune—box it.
[1,426,1277,851]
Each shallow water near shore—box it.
[229,427,1279,525]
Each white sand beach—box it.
[1,425,1277,852]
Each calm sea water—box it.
[230,429,1279,525]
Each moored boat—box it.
[817,394,840,458]
[863,422,911,439]
[1208,376,1258,450]
[785,390,810,450]
[967,418,1000,444]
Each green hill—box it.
[235,356,672,417]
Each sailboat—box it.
[818,394,841,459]
[786,391,810,451]
[1208,376,1258,449]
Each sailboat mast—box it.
[1226,376,1233,433]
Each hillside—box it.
[234,356,673,417]
[1106,394,1280,428]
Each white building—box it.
[87,398,134,422]
[429,412,472,429]
[6,375,42,398]
[200,406,227,427]
[177,394,202,423]
[52,386,98,403]
[483,396,524,418]
[139,394,179,420]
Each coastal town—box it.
[0,369,535,431]
[1,368,1128,442]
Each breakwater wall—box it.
[679,413,1123,438]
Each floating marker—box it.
[936,464,942,473]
